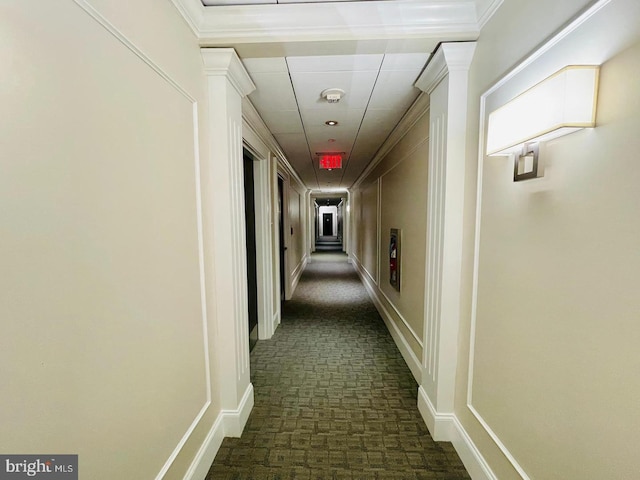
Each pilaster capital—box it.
[415,42,477,94]
[201,48,256,97]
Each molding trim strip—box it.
[70,3,213,479]
[195,0,478,44]
[202,48,256,97]
[184,384,255,480]
[183,413,225,480]
[353,258,422,382]
[222,383,255,437]
[353,255,424,348]
[416,41,476,415]
[377,288,424,349]
[467,2,614,479]
[417,388,497,480]
[167,0,205,36]
[353,95,430,190]
[476,0,505,29]
[241,98,308,188]
[290,255,309,295]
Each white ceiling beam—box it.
[172,0,480,45]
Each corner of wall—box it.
[417,388,497,480]
[183,383,254,480]
[351,258,422,382]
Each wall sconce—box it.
[486,65,599,181]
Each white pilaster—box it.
[201,48,256,428]
[415,42,476,439]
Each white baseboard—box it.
[418,387,496,480]
[223,383,254,437]
[417,385,453,440]
[184,383,254,480]
[183,414,225,480]
[290,255,308,295]
[352,259,422,382]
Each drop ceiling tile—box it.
[300,107,365,128]
[380,53,431,71]
[248,72,298,111]
[341,152,378,182]
[259,110,304,135]
[358,108,407,135]
[305,123,361,143]
[308,138,353,157]
[242,57,289,73]
[274,133,312,159]
[290,71,378,109]
[287,54,383,72]
[367,70,422,110]
[348,142,381,166]
[294,162,320,188]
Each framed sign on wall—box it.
[390,228,401,291]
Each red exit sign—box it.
[319,154,342,169]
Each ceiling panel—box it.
[290,71,379,109]
[259,110,304,134]
[368,70,422,110]
[299,107,365,127]
[287,54,383,72]
[380,52,431,71]
[241,51,432,190]
[242,56,289,73]
[357,108,407,137]
[247,72,298,111]
[305,124,360,147]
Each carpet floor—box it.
[206,252,470,480]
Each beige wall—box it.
[281,168,307,295]
[350,112,430,364]
[356,182,379,282]
[0,1,220,478]
[456,0,640,478]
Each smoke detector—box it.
[321,88,345,104]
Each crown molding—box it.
[241,98,306,189]
[168,0,205,36]
[351,92,430,190]
[415,41,477,94]
[476,0,505,29]
[172,0,485,45]
[201,48,256,97]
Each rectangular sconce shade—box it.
[486,65,599,156]
[319,154,342,169]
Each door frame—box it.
[242,138,277,340]
[322,212,333,236]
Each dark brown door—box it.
[278,176,286,302]
[243,151,258,352]
[323,213,333,236]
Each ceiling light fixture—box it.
[325,120,338,126]
[321,88,345,103]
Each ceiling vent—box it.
[321,88,345,104]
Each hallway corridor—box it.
[207,253,470,479]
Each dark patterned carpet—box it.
[207,252,470,480]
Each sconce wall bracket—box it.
[513,143,542,181]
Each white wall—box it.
[455,0,640,479]
[0,2,222,478]
[318,205,338,236]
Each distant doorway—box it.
[322,213,333,236]
[278,176,286,302]
[243,150,258,352]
